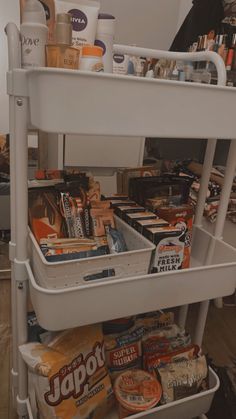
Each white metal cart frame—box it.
[5,21,236,419]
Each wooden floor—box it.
[0,242,236,419]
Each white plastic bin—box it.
[25,367,219,419]
[29,216,155,289]
[106,367,219,419]
[27,226,236,330]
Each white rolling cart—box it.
[5,22,236,419]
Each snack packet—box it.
[20,325,114,419]
[90,209,115,237]
[104,224,128,254]
[28,187,66,242]
[145,344,199,375]
[142,324,192,365]
[135,312,174,333]
[157,356,208,404]
[60,192,86,238]
[104,325,145,381]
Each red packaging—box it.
[145,344,199,375]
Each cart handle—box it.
[113,44,227,86]
[5,22,21,71]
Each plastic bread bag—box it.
[19,324,114,419]
[157,355,209,404]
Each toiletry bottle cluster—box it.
[20,0,116,73]
[189,32,236,72]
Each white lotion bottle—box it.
[21,0,48,68]
[95,13,115,73]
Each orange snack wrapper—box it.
[90,209,115,237]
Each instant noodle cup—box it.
[114,369,162,418]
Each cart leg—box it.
[5,22,22,407]
[194,139,217,227]
[9,90,18,404]
[194,300,210,347]
[11,266,19,405]
[212,140,236,308]
[178,304,189,329]
[195,140,236,344]
[214,298,223,308]
[180,139,217,334]
[14,95,29,417]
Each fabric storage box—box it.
[29,215,155,289]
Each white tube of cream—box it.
[55,0,100,46]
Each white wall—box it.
[0,0,20,134]
[177,0,192,30]
[100,0,181,50]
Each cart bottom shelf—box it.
[25,368,218,419]
[106,367,218,419]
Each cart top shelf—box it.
[8,67,236,139]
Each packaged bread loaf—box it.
[20,324,113,419]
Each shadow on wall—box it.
[144,138,230,166]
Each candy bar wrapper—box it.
[114,205,145,220]
[91,200,111,210]
[90,209,115,237]
[102,194,129,201]
[88,178,101,202]
[40,236,109,262]
[83,194,92,237]
[35,170,64,180]
[125,211,156,227]
[60,192,86,238]
[109,200,137,209]
[133,218,169,235]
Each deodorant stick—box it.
[21,0,48,68]
[95,13,115,73]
